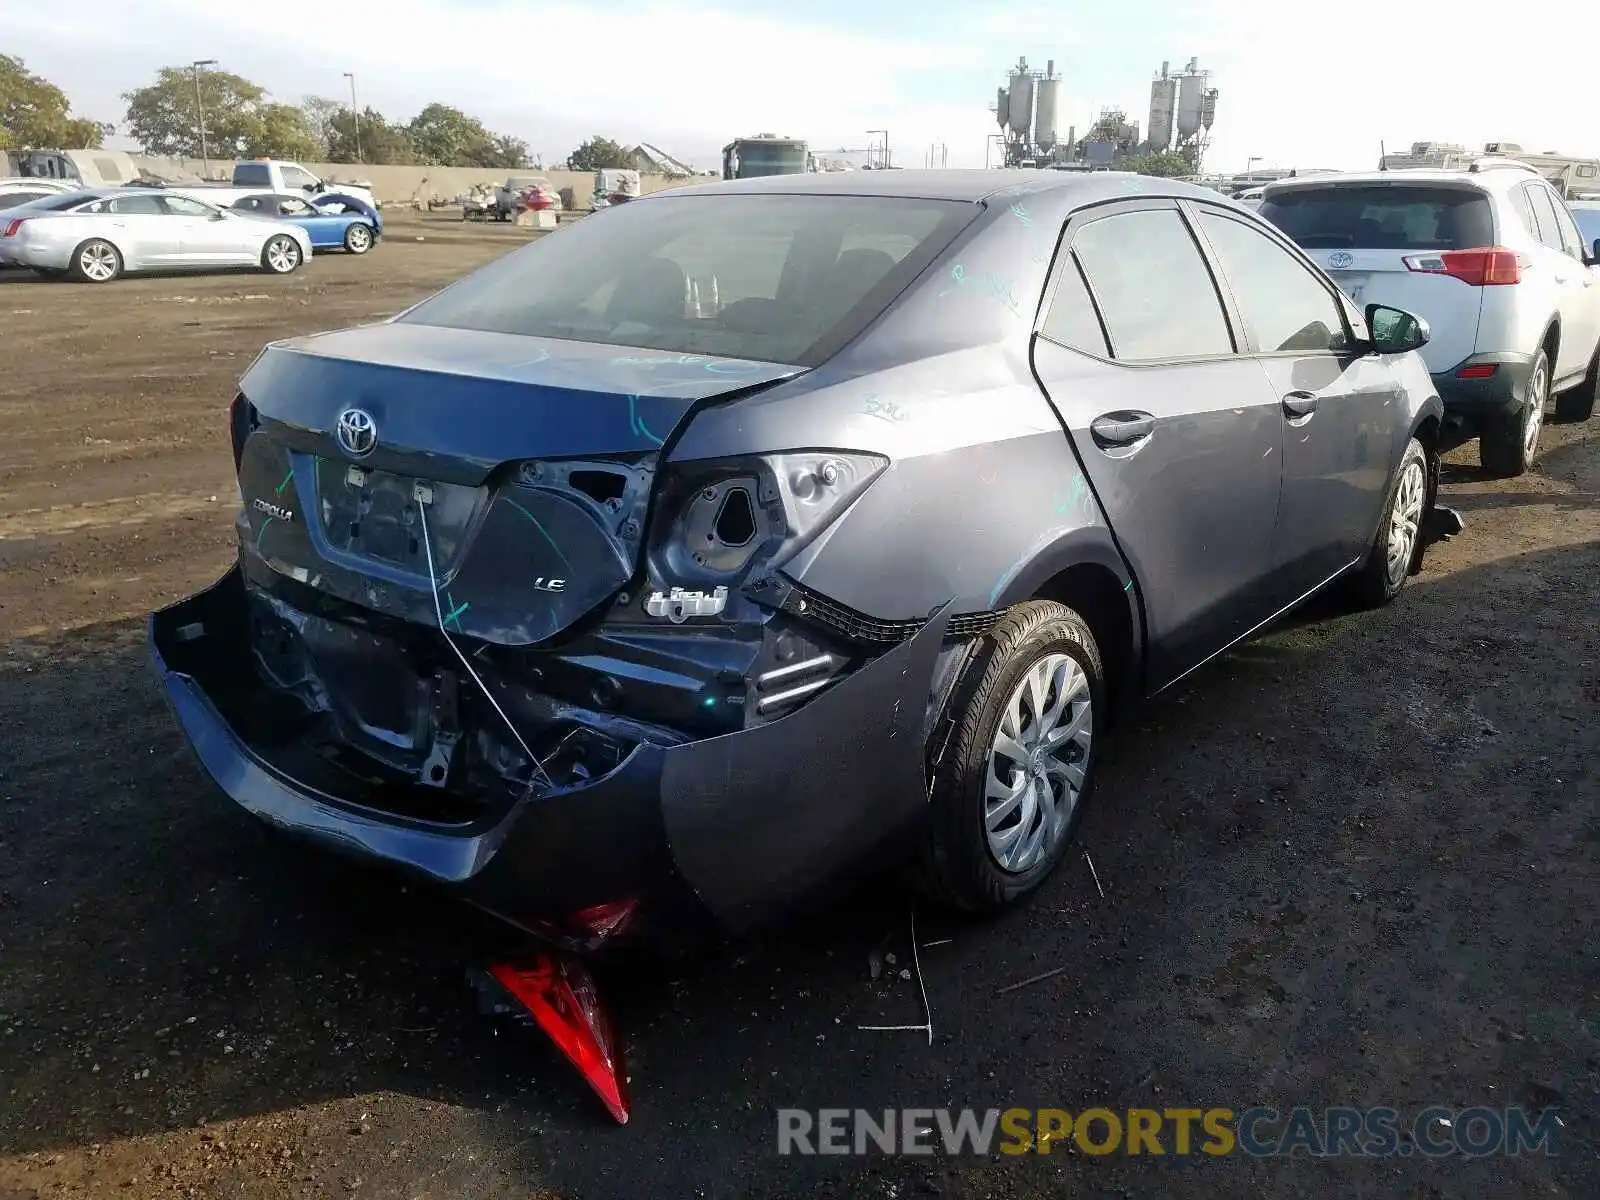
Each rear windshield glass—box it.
[1259,185,1494,250]
[399,193,976,366]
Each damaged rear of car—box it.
[150,186,986,946]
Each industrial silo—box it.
[1034,61,1063,150]
[1147,66,1176,153]
[1007,58,1035,140]
[1200,88,1218,132]
[1176,59,1207,141]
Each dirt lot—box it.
[0,208,1596,1200]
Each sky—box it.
[4,0,1597,175]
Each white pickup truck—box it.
[168,160,378,212]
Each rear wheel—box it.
[1555,345,1598,424]
[261,234,302,275]
[1480,349,1546,476]
[68,239,122,283]
[343,223,374,254]
[915,600,1104,913]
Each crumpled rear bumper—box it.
[149,565,950,945]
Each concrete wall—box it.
[134,156,708,208]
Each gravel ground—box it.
[0,210,1595,1199]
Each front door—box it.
[161,194,246,263]
[1031,200,1286,691]
[1189,204,1403,592]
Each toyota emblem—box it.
[1327,251,1355,269]
[335,407,378,458]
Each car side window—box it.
[1196,210,1349,354]
[1541,188,1587,258]
[1525,186,1567,252]
[1070,208,1234,361]
[1507,186,1540,241]
[279,199,314,216]
[281,166,318,190]
[160,195,214,217]
[233,197,260,212]
[1040,248,1109,356]
[108,195,165,215]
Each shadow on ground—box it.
[1,540,1596,1199]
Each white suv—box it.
[1259,161,1600,475]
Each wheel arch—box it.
[987,526,1143,719]
[72,232,129,273]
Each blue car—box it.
[230,191,381,254]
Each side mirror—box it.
[1365,303,1430,354]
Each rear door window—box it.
[1508,185,1541,240]
[1537,186,1587,257]
[1071,207,1234,361]
[1259,185,1494,250]
[1525,185,1566,251]
[1196,210,1349,353]
[108,195,166,215]
[1040,249,1109,357]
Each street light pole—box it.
[192,59,217,178]
[1246,155,1262,181]
[344,72,362,163]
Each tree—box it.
[566,136,633,171]
[0,55,111,150]
[300,95,345,156]
[407,103,489,166]
[124,66,265,158]
[324,106,415,164]
[1122,149,1192,178]
[249,103,318,160]
[482,133,531,170]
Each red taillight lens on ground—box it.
[1,218,26,238]
[1456,363,1499,379]
[1402,246,1521,286]
[488,953,630,1124]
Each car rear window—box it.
[400,193,977,367]
[1259,185,1494,250]
[12,192,98,212]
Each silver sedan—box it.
[0,188,313,282]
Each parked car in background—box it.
[230,191,382,254]
[0,188,313,282]
[1260,162,1600,475]
[0,178,79,210]
[1572,201,1600,255]
[151,170,1458,976]
[166,160,378,214]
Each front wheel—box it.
[1480,349,1547,476]
[915,600,1104,914]
[343,223,374,254]
[1346,437,1429,610]
[260,234,303,275]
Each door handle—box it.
[1282,390,1318,417]
[1089,411,1155,449]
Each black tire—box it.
[67,238,122,283]
[1479,348,1547,476]
[343,222,374,254]
[914,600,1105,914]
[1554,346,1598,424]
[260,234,303,275]
[1345,437,1429,610]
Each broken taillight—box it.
[1402,246,1522,285]
[488,954,630,1124]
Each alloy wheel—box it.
[984,653,1093,874]
[1524,360,1547,459]
[80,243,118,282]
[1385,458,1426,585]
[267,238,300,273]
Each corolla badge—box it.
[335,407,378,458]
[1327,251,1355,269]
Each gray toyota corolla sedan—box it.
[150,169,1458,947]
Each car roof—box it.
[1262,165,1544,196]
[655,168,1239,207]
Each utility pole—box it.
[344,73,363,163]
[192,59,218,178]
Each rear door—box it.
[101,193,178,264]
[1030,199,1287,690]
[1190,203,1403,592]
[1525,182,1600,381]
[1259,181,1494,374]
